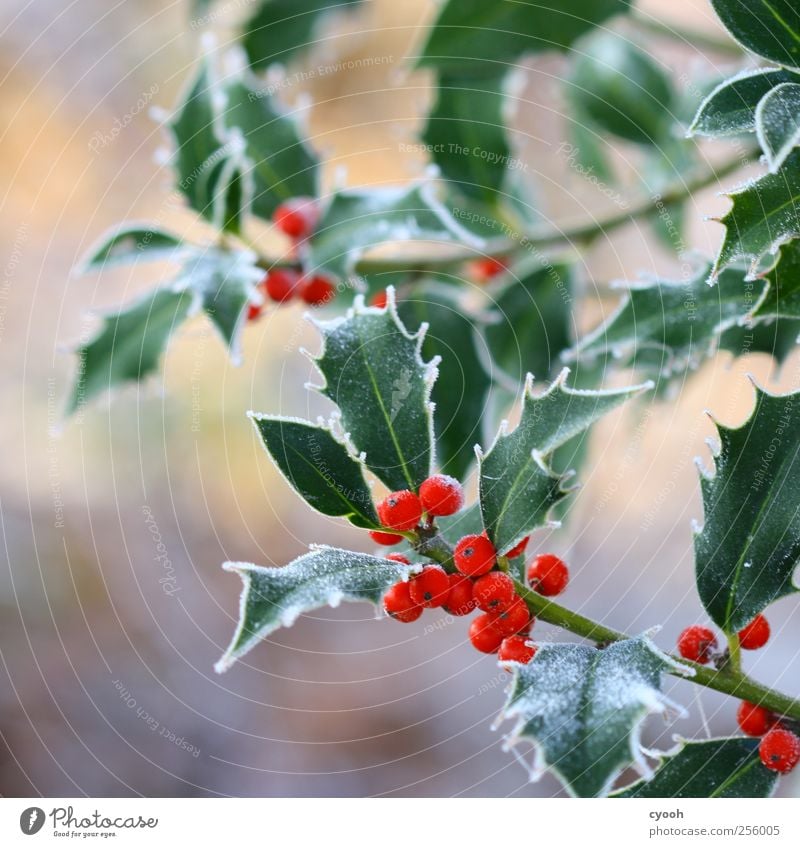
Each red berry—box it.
[498,635,537,664]
[527,554,569,596]
[470,257,506,283]
[443,574,476,616]
[737,701,776,737]
[272,197,319,239]
[419,474,464,516]
[759,727,800,773]
[494,596,532,636]
[369,529,403,546]
[738,614,770,650]
[370,290,388,308]
[383,581,422,623]
[377,490,422,532]
[454,534,496,577]
[300,275,336,306]
[505,536,529,559]
[247,303,263,322]
[472,571,515,613]
[677,625,718,664]
[409,565,450,608]
[265,268,301,302]
[468,613,504,654]
[385,553,410,565]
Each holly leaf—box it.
[713,152,800,277]
[215,547,414,672]
[567,32,675,145]
[397,284,491,481]
[249,415,379,529]
[311,292,437,492]
[711,0,800,70]
[694,381,800,632]
[241,0,362,70]
[752,240,800,319]
[418,0,631,75]
[67,288,193,414]
[756,82,800,172]
[220,76,319,220]
[483,260,575,387]
[615,737,778,798]
[571,264,767,377]
[78,224,184,272]
[690,68,800,138]
[306,184,483,282]
[437,502,485,547]
[421,73,513,206]
[478,369,649,554]
[497,636,688,798]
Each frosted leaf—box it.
[756,82,800,173]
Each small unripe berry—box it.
[444,574,476,616]
[677,625,717,664]
[468,613,504,653]
[505,536,529,559]
[272,197,319,239]
[759,727,800,773]
[409,566,450,608]
[737,701,776,737]
[383,581,422,623]
[369,529,403,546]
[498,635,537,664]
[472,571,515,613]
[265,268,301,302]
[419,474,464,516]
[454,534,496,577]
[738,614,770,650]
[527,553,569,596]
[470,257,506,283]
[377,490,422,532]
[370,290,388,308]
[385,553,410,565]
[494,596,532,636]
[300,275,336,306]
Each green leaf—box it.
[572,264,765,378]
[168,57,228,221]
[615,737,777,798]
[711,0,800,70]
[478,369,649,553]
[249,415,379,529]
[752,240,800,318]
[397,284,491,481]
[498,636,687,797]
[567,32,675,145]
[713,152,800,276]
[421,73,513,206]
[437,502,485,547]
[483,260,575,386]
[306,183,482,282]
[756,82,800,172]
[690,68,800,138]
[694,381,800,632]
[221,77,319,220]
[312,293,437,492]
[68,288,193,414]
[215,547,414,671]
[418,0,631,76]
[241,0,362,70]
[175,248,263,358]
[78,224,184,272]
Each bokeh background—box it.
[2,0,799,797]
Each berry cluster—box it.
[247,197,336,321]
[376,475,570,667]
[676,614,771,666]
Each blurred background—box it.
[1,0,799,797]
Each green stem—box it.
[244,153,750,275]
[511,576,800,722]
[727,632,743,674]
